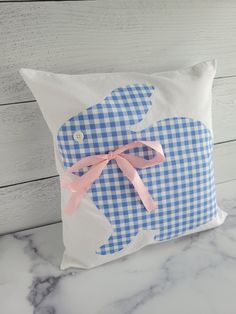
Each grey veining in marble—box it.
[0,181,236,314]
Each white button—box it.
[73,130,84,143]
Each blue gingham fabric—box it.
[57,84,217,255]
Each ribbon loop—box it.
[61,140,165,214]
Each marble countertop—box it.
[0,181,236,314]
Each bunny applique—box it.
[57,84,217,255]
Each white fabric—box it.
[19,60,227,269]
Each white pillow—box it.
[20,60,227,269]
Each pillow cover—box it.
[19,60,227,269]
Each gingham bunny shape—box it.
[57,84,217,255]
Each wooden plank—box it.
[0,75,235,186]
[0,177,61,235]
[0,140,235,234]
[213,77,236,143]
[1,0,236,104]
[216,179,236,213]
[213,141,236,185]
[0,102,57,186]
[0,169,234,235]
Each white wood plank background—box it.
[0,177,61,235]
[0,0,235,234]
[1,0,236,105]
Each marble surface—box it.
[0,181,236,314]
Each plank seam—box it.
[216,178,236,186]
[0,220,61,237]
[0,100,35,107]
[214,75,236,80]
[0,174,59,189]
[214,139,236,146]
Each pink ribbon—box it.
[61,140,165,214]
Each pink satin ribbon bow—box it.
[61,140,165,214]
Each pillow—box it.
[19,60,227,269]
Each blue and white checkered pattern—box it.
[57,84,217,255]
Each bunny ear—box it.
[103,84,155,126]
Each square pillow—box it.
[20,60,227,269]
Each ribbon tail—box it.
[62,159,108,214]
[115,156,157,212]
[64,192,84,215]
